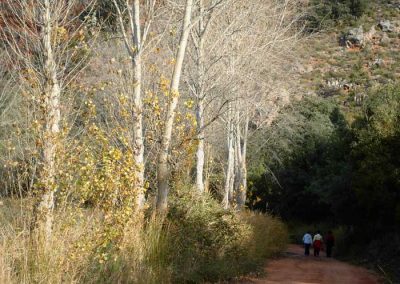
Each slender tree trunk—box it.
[234,110,241,189]
[195,0,206,194]
[37,0,61,241]
[236,111,249,209]
[132,0,145,208]
[156,0,194,211]
[195,99,205,193]
[133,57,145,208]
[223,107,235,209]
[113,0,145,208]
[204,142,212,193]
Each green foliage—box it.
[249,85,400,229]
[168,190,249,282]
[166,188,287,282]
[248,96,350,223]
[241,211,288,260]
[93,0,123,31]
[306,0,369,31]
[351,85,400,229]
[248,84,400,282]
[249,85,400,225]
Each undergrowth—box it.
[0,192,287,284]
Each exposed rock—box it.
[326,78,343,89]
[369,58,385,67]
[380,33,391,45]
[387,0,400,10]
[320,78,355,97]
[343,83,354,90]
[325,78,353,90]
[379,20,394,32]
[354,93,367,106]
[342,26,364,48]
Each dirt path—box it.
[236,245,379,284]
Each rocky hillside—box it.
[297,0,400,118]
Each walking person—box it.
[325,230,335,257]
[302,231,312,256]
[313,231,323,257]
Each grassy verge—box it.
[0,193,287,283]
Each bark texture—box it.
[196,99,205,193]
[37,0,61,241]
[223,107,235,209]
[113,0,146,208]
[131,0,146,208]
[235,112,249,209]
[156,0,194,211]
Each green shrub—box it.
[167,189,251,282]
[305,0,369,31]
[334,227,400,283]
[240,211,288,260]
[166,188,288,283]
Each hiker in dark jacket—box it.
[325,231,335,257]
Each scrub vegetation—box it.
[0,0,292,283]
[248,0,400,281]
[0,0,399,282]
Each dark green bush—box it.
[167,189,252,282]
[92,0,124,31]
[305,0,369,31]
[166,187,288,283]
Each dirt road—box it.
[237,245,379,284]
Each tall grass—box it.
[0,195,288,283]
[241,211,288,260]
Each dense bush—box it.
[167,188,288,282]
[92,0,123,31]
[249,85,400,229]
[305,0,369,31]
[167,189,250,282]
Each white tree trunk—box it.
[132,0,145,208]
[236,111,249,209]
[157,0,194,211]
[113,0,145,208]
[223,108,235,209]
[195,0,206,193]
[38,0,61,241]
[195,99,205,193]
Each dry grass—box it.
[241,211,288,260]
[0,198,288,283]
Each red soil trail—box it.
[236,244,379,284]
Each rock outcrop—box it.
[379,20,394,32]
[342,26,364,48]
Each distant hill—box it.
[297,0,400,118]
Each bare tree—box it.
[111,0,162,208]
[156,0,194,211]
[187,0,232,194]
[217,0,301,209]
[1,0,95,240]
